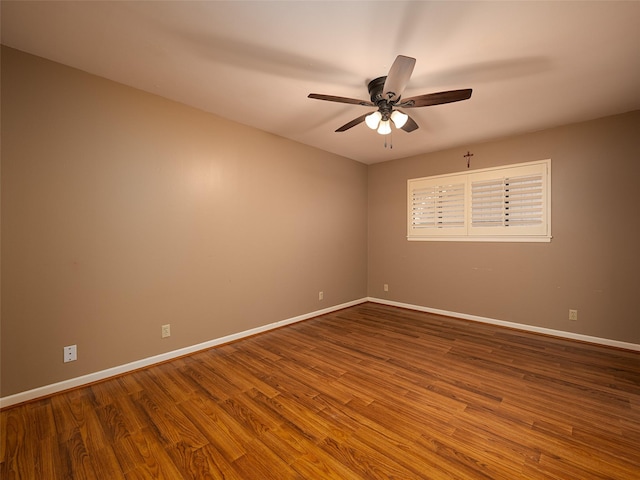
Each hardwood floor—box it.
[2,302,639,479]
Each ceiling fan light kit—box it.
[364,110,408,135]
[365,111,382,129]
[377,119,392,135]
[308,55,472,141]
[390,110,408,129]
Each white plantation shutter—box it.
[471,173,544,228]
[408,160,551,242]
[410,182,465,232]
[469,162,548,237]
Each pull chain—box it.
[384,132,393,149]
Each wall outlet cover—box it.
[64,345,77,363]
[162,324,171,338]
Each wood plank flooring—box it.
[2,302,639,478]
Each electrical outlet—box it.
[64,345,77,363]
[162,324,171,338]
[319,291,324,301]
[384,284,389,292]
[569,309,578,321]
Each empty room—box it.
[1,1,639,478]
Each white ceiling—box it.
[2,1,640,164]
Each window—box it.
[408,159,551,242]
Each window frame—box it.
[407,159,551,242]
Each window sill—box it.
[407,235,552,243]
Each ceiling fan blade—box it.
[400,114,419,133]
[383,55,416,102]
[308,93,374,106]
[335,113,369,132]
[400,89,472,108]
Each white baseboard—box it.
[0,298,368,409]
[367,297,640,352]
[5,296,635,409]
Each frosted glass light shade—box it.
[391,110,408,129]
[377,119,392,135]
[365,111,382,129]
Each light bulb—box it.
[365,111,382,130]
[377,119,392,135]
[391,110,408,129]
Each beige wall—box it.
[368,110,640,344]
[2,45,639,400]
[1,47,368,397]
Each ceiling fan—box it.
[308,55,472,135]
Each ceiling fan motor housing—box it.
[368,76,393,119]
[368,76,388,103]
